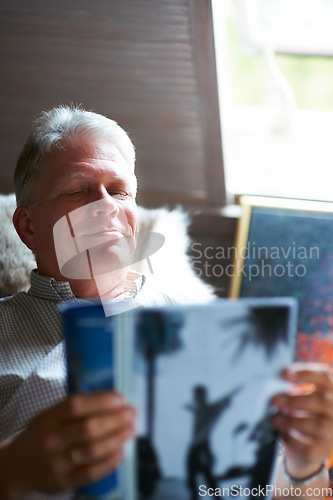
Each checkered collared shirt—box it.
[0,270,73,443]
[0,269,150,443]
[0,268,193,499]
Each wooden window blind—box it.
[0,0,225,207]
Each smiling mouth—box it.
[82,230,122,238]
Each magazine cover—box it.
[115,298,297,500]
[61,298,297,499]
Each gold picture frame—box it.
[229,195,333,362]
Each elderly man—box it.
[0,106,145,498]
[0,105,333,499]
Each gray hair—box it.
[14,105,136,206]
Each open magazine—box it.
[61,298,297,500]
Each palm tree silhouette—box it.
[136,309,184,497]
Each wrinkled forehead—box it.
[52,134,133,172]
[40,134,138,197]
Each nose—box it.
[91,186,120,218]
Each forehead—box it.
[41,135,134,189]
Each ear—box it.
[13,207,37,251]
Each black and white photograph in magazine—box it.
[132,298,297,500]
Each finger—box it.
[69,448,125,487]
[272,413,333,442]
[52,446,126,490]
[40,413,135,489]
[38,392,126,429]
[272,390,333,417]
[61,392,127,421]
[272,417,329,464]
[273,414,318,457]
[281,364,333,391]
[46,406,136,451]
[67,424,135,467]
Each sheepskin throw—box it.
[0,194,215,302]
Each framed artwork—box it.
[229,196,333,362]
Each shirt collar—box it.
[28,268,145,302]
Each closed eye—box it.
[109,192,131,200]
[67,187,89,196]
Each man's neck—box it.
[62,268,129,300]
[95,268,129,299]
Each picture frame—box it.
[229,195,333,362]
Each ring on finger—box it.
[70,448,83,467]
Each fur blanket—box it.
[0,194,35,296]
[0,194,214,301]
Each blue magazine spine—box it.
[61,302,121,500]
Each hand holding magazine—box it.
[61,297,297,500]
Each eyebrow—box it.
[49,170,131,199]
[49,172,88,198]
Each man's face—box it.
[29,134,138,281]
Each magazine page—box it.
[118,298,297,500]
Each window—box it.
[212,0,333,203]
